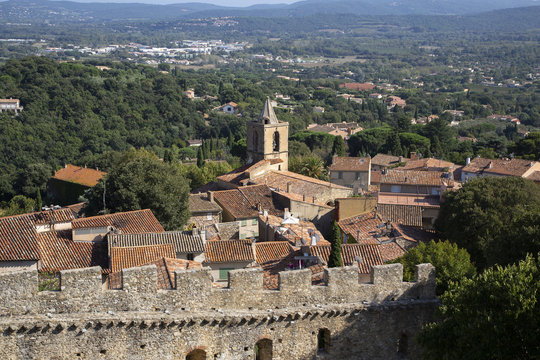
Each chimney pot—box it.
[208,191,214,203]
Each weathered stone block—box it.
[324,266,359,290]
[279,269,311,293]
[175,267,212,298]
[60,266,101,295]
[228,268,263,292]
[122,265,157,293]
[414,263,436,299]
[371,263,403,286]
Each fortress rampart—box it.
[0,264,438,360]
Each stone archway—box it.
[255,338,272,360]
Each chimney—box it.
[399,156,403,163]
[303,194,306,202]
[466,157,471,165]
[286,182,292,193]
[208,191,214,202]
[488,161,493,169]
[410,151,418,160]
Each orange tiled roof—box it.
[0,208,77,262]
[377,204,423,227]
[216,159,282,185]
[72,209,164,233]
[309,244,383,273]
[213,185,282,220]
[329,157,370,172]
[37,230,108,272]
[51,164,107,187]
[108,257,202,290]
[371,154,409,167]
[339,82,376,91]
[254,241,295,267]
[380,169,449,186]
[337,212,386,243]
[262,214,328,246]
[398,158,454,171]
[379,242,406,262]
[204,240,255,263]
[110,244,175,273]
[463,157,536,177]
[377,193,440,207]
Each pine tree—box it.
[163,149,173,163]
[328,221,343,268]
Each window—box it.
[431,188,441,195]
[338,171,343,179]
[206,213,213,220]
[219,268,234,280]
[272,131,280,152]
[317,329,331,353]
[252,219,258,225]
[355,172,361,180]
[240,233,246,239]
[187,253,194,261]
[241,220,247,226]
[390,185,402,193]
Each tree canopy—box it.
[419,254,540,360]
[436,177,540,269]
[84,151,190,230]
[391,240,476,295]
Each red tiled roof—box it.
[110,244,175,273]
[108,257,202,290]
[216,159,282,186]
[337,212,386,243]
[379,242,406,262]
[376,204,423,227]
[339,82,376,91]
[329,157,370,172]
[37,230,108,272]
[463,157,536,177]
[526,171,540,182]
[262,214,328,246]
[0,208,76,262]
[371,154,409,167]
[204,240,255,263]
[72,209,164,233]
[254,241,295,267]
[309,244,383,273]
[380,169,448,186]
[398,158,454,171]
[213,185,282,220]
[189,194,222,213]
[377,193,440,207]
[51,164,107,187]
[273,190,332,208]
[393,224,436,243]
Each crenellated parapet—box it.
[0,263,435,317]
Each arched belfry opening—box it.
[272,131,280,152]
[186,349,206,360]
[255,338,272,360]
[253,131,259,152]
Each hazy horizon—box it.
[55,0,297,7]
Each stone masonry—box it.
[0,263,437,359]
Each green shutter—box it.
[219,268,233,280]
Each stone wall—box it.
[0,263,437,359]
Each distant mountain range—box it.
[0,0,539,22]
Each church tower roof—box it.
[258,97,279,124]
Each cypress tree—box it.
[331,136,346,157]
[36,191,42,212]
[196,146,204,168]
[328,221,343,268]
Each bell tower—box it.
[246,97,289,171]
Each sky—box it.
[66,0,297,7]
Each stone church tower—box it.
[246,97,289,170]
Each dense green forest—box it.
[0,55,538,207]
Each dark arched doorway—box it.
[255,338,272,360]
[186,349,206,360]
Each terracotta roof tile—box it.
[329,157,370,172]
[51,164,107,187]
[379,242,407,262]
[72,209,164,233]
[380,169,449,186]
[213,185,282,220]
[377,193,440,207]
[108,231,204,255]
[262,214,328,246]
[204,240,255,263]
[337,212,386,243]
[398,158,455,171]
[463,157,536,177]
[0,208,76,261]
[254,241,295,268]
[309,244,384,273]
[393,224,436,243]
[189,194,222,213]
[108,257,202,290]
[37,230,108,272]
[339,82,376,91]
[377,204,423,227]
[371,154,409,167]
[110,244,175,272]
